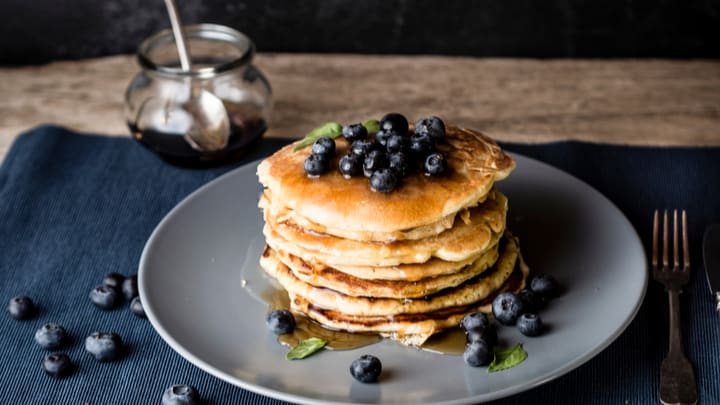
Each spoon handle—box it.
[163,0,192,71]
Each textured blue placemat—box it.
[1,125,719,404]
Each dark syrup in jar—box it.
[129,101,267,167]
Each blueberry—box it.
[7,295,36,320]
[304,154,330,177]
[266,309,296,334]
[350,139,376,158]
[363,150,389,177]
[369,169,398,193]
[342,123,368,143]
[338,154,363,178]
[530,274,560,299]
[463,340,493,367]
[130,296,146,318]
[409,133,435,158]
[466,325,498,348]
[122,274,139,300]
[43,352,73,378]
[517,313,544,337]
[388,152,410,178]
[424,152,448,176]
[102,272,125,290]
[461,312,490,332]
[414,116,446,141]
[311,136,336,157]
[89,285,121,309]
[85,332,123,361]
[518,288,544,312]
[380,113,409,135]
[350,354,382,383]
[35,323,68,349]
[162,384,201,405]
[492,292,525,326]
[385,133,406,154]
[375,130,393,147]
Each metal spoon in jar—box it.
[163,0,230,152]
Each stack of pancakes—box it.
[257,125,526,346]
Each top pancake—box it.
[257,125,515,234]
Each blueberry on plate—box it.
[424,152,448,176]
[35,323,68,349]
[385,133,406,154]
[122,274,139,300]
[342,123,368,143]
[363,150,389,177]
[414,116,446,141]
[492,292,525,326]
[311,136,336,158]
[304,154,330,177]
[466,325,498,348]
[388,152,410,178]
[409,132,435,158]
[102,272,125,290]
[266,309,296,334]
[530,274,560,299]
[369,168,398,193]
[89,285,121,309]
[43,352,73,378]
[518,288,544,312]
[517,313,544,337]
[350,139,375,158]
[380,112,409,135]
[130,296,146,318]
[338,154,363,178]
[85,332,123,361]
[350,354,382,383]
[162,384,201,405]
[7,295,37,320]
[461,312,490,332]
[463,340,493,367]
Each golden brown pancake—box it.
[288,247,529,346]
[268,243,500,299]
[259,190,473,242]
[257,125,515,235]
[263,190,507,267]
[259,233,520,317]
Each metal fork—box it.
[652,209,697,405]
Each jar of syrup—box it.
[125,24,272,166]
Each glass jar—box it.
[125,24,272,166]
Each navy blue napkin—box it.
[1,126,719,404]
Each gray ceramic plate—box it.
[138,153,647,405]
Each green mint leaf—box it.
[293,122,343,152]
[286,337,327,360]
[362,119,380,135]
[488,344,527,373]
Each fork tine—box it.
[673,209,680,270]
[682,210,690,270]
[663,209,669,268]
[652,210,659,268]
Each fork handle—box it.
[667,288,683,354]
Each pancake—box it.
[289,247,529,346]
[259,190,473,243]
[263,190,508,267]
[257,125,515,235]
[259,233,520,317]
[268,242,500,298]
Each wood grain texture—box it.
[1,54,719,160]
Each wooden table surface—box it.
[1,54,719,161]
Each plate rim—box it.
[138,152,648,405]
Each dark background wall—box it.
[1,0,718,65]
